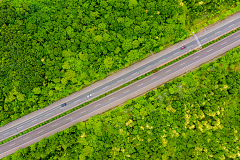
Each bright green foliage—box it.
[4,47,240,160]
[0,0,239,127]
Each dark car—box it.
[181,46,186,49]
[61,103,67,107]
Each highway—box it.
[1,24,240,158]
[1,14,240,143]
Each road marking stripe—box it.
[9,143,15,147]
[1,39,238,156]
[74,99,81,103]
[131,72,138,76]
[235,35,240,38]
[66,117,72,120]
[23,137,29,140]
[179,63,185,66]
[229,24,234,27]
[151,77,157,80]
[17,126,23,130]
[45,113,51,117]
[215,31,221,34]
[207,49,213,52]
[138,83,143,87]
[193,56,199,59]
[52,124,58,127]
[32,119,38,122]
[94,104,101,108]
[145,65,151,69]
[166,70,171,73]
[38,130,43,134]
[117,79,123,82]
[3,132,9,136]
[103,86,108,90]
[123,90,129,93]
[160,58,165,61]
[80,110,86,114]
[173,52,179,55]
[109,97,115,100]
[221,42,227,45]
[201,38,207,41]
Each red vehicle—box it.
[181,46,186,49]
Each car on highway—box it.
[87,94,92,98]
[181,45,186,49]
[61,103,67,107]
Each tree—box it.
[122,39,132,51]
[129,0,138,8]
[104,56,114,70]
[94,35,103,43]
[132,40,139,49]
[32,87,41,94]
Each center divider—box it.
[1,25,239,145]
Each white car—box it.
[87,94,92,98]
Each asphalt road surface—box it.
[1,14,240,143]
[1,26,240,158]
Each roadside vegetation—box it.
[3,46,240,160]
[0,0,240,126]
[1,24,239,145]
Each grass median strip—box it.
[1,26,240,146]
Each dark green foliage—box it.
[0,0,239,127]
[3,46,240,160]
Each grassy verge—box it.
[1,22,239,145]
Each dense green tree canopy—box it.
[0,0,239,127]
[3,46,240,160]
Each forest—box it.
[3,46,240,159]
[0,0,239,126]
